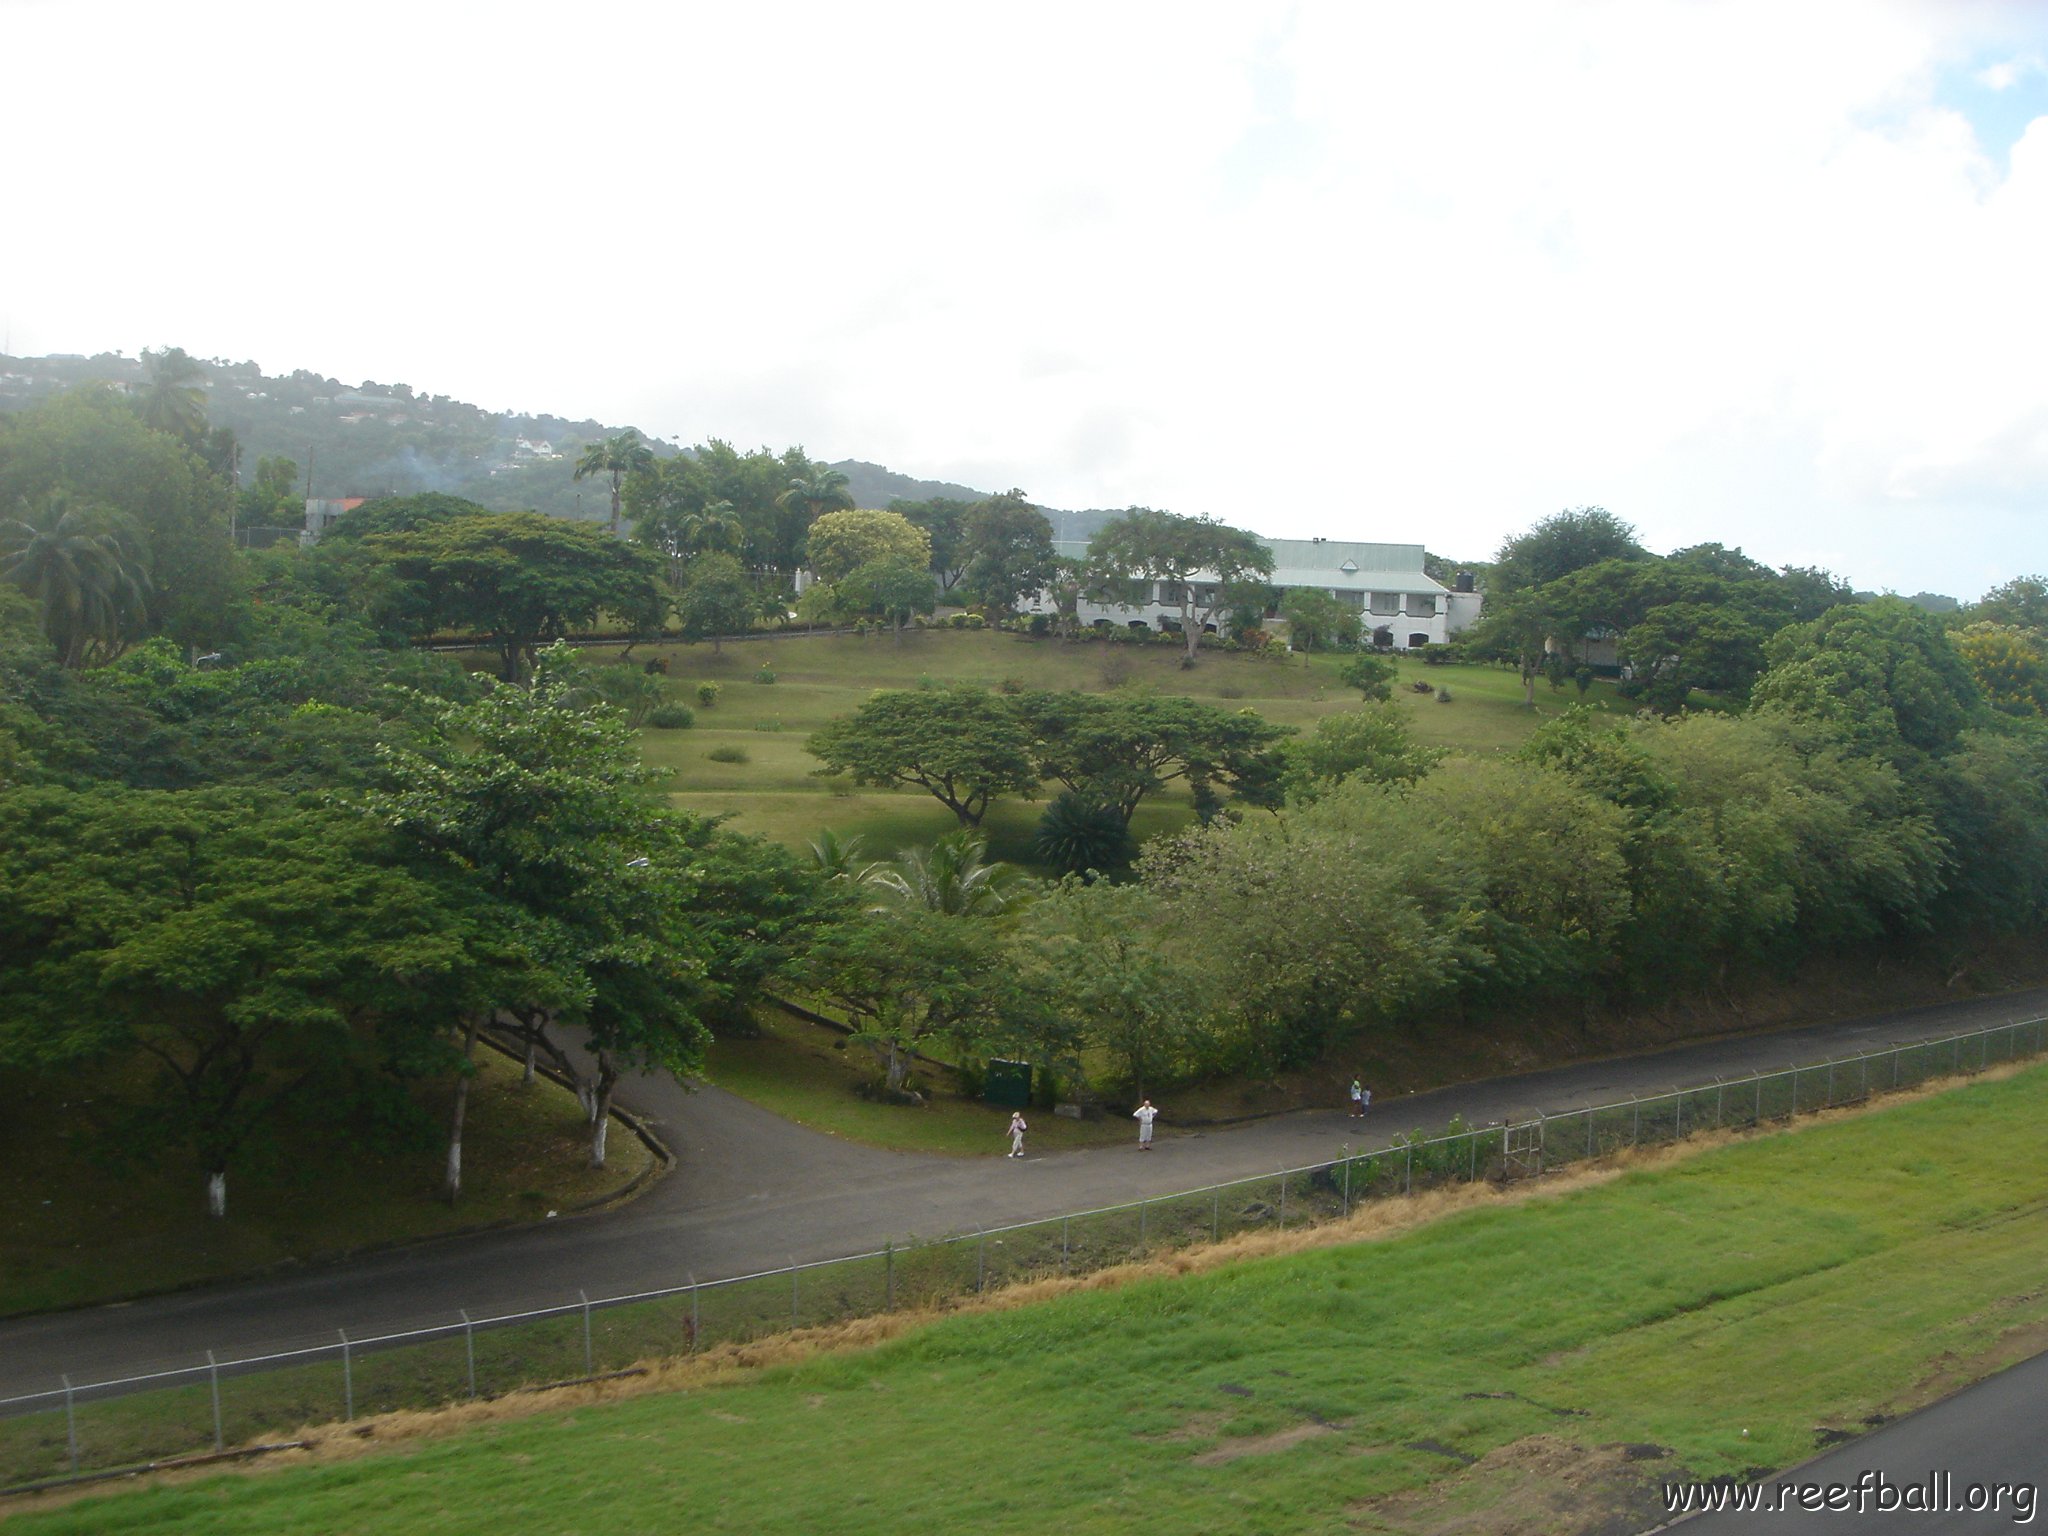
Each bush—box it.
[707,745,749,764]
[1032,793,1137,876]
[1419,643,1458,666]
[999,676,1026,695]
[948,614,969,630]
[754,666,777,685]
[1027,614,1050,636]
[696,681,722,708]
[1435,686,1454,703]
[753,718,783,732]
[964,613,986,630]
[648,703,696,729]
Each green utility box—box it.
[983,1058,1033,1109]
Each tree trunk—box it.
[588,1051,620,1169]
[444,1017,480,1205]
[522,1030,537,1086]
[885,1039,908,1093]
[206,1170,227,1219]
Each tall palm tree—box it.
[871,830,1019,917]
[135,346,208,446]
[0,494,152,667]
[681,499,745,556]
[777,467,855,527]
[573,429,656,537]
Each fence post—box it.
[977,1230,987,1294]
[1061,1216,1070,1274]
[1893,1047,1902,1090]
[1139,1199,1148,1248]
[1277,1173,1287,1228]
[687,1272,701,1350]
[1791,1065,1800,1116]
[1631,1097,1640,1146]
[1586,1110,1595,1159]
[1674,1093,1683,1141]
[1536,1114,1546,1174]
[1755,1073,1763,1125]
[580,1290,593,1376]
[1468,1133,1478,1182]
[885,1242,895,1312]
[62,1373,78,1474]
[1954,1035,1962,1075]
[1715,1079,1724,1129]
[208,1349,223,1453]
[1212,1187,1221,1241]
[339,1330,353,1422]
[462,1309,477,1398]
[1343,1153,1352,1215]
[1403,1143,1413,1195]
[1826,1059,1835,1108]
[792,1258,802,1328]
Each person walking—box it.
[1358,1083,1372,1119]
[1348,1078,1364,1119]
[1133,1098,1158,1150]
[1006,1111,1027,1158]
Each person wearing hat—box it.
[1133,1098,1158,1150]
[1006,1110,1028,1158]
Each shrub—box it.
[964,613,985,630]
[707,745,749,764]
[1419,643,1458,666]
[753,718,783,732]
[999,676,1026,695]
[1027,614,1050,636]
[648,703,696,729]
[696,681,722,708]
[754,665,777,685]
[1032,793,1137,876]
[1435,686,1454,703]
[948,614,970,630]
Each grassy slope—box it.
[0,1052,652,1316]
[631,630,1634,857]
[22,1063,2048,1535]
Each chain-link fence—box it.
[4,1015,2043,1491]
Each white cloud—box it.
[3,0,2047,594]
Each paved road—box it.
[2,986,2044,1404]
[1673,1347,2048,1530]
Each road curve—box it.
[2,986,2045,1402]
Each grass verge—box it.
[9,1060,2046,1534]
[0,1051,654,1318]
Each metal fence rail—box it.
[4,1015,2043,1489]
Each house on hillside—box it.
[300,497,369,545]
[1047,537,1483,650]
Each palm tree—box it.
[807,829,884,886]
[777,467,855,527]
[871,830,1019,916]
[573,429,656,537]
[135,347,208,446]
[681,499,745,557]
[0,494,152,667]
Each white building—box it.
[1051,537,1481,650]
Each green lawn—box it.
[623,630,1639,855]
[20,1063,2048,1535]
[0,1051,652,1317]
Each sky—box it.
[5,0,2046,599]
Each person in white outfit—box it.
[1133,1099,1158,1149]
[1006,1111,1027,1158]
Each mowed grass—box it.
[23,1063,2048,1535]
[0,1052,651,1317]
[623,630,1639,855]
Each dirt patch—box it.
[1142,1411,1228,1444]
[1191,1420,1337,1466]
[1348,1433,1678,1536]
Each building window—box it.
[1369,591,1399,615]
[1408,632,1430,649]
[1337,589,1365,610]
[1404,594,1437,616]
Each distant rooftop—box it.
[1052,536,1443,592]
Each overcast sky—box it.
[5,1,2046,597]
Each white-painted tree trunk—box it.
[206,1171,227,1219]
[589,1109,610,1169]
[444,1018,479,1206]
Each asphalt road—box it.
[3,985,2045,1405]
[1672,1348,2048,1530]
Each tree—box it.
[1971,575,2048,632]
[1282,704,1442,803]
[776,466,856,565]
[1490,506,1646,594]
[803,508,931,585]
[1339,653,1396,701]
[134,346,208,446]
[1751,597,1983,757]
[1953,623,2048,717]
[0,493,152,667]
[806,686,1040,826]
[837,557,938,644]
[364,512,668,681]
[957,490,1058,616]
[573,428,656,537]
[795,907,1005,1094]
[0,389,235,653]
[1031,792,1137,876]
[1087,508,1274,664]
[870,829,1020,915]
[369,651,717,1178]
[1010,881,1205,1097]
[890,497,973,590]
[1460,586,1556,706]
[1020,690,1291,825]
[0,787,535,1217]
[320,491,487,542]
[672,553,760,652]
[1280,587,1359,651]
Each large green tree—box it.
[806,686,1040,826]
[1490,506,1646,594]
[364,511,667,680]
[804,507,931,585]
[671,552,760,651]
[1020,690,1290,825]
[1087,508,1274,664]
[1750,596,1983,757]
[0,493,152,667]
[957,490,1058,617]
